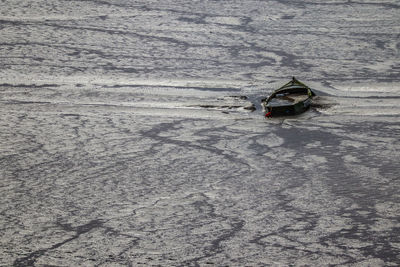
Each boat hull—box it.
[262,77,314,117]
[265,98,311,116]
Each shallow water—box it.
[1,1,400,266]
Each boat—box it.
[261,77,315,117]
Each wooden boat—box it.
[262,77,315,117]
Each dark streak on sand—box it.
[13,220,104,267]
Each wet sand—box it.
[1,0,400,266]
